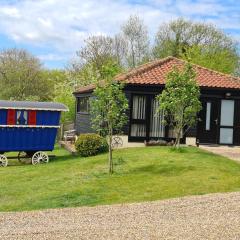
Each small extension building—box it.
[73,56,240,146]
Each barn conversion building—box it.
[73,56,240,146]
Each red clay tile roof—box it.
[116,56,240,89]
[75,56,240,93]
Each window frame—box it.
[77,96,90,114]
[16,110,28,125]
[130,94,147,138]
[205,102,211,131]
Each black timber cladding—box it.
[74,90,131,135]
[74,84,240,145]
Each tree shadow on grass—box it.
[49,154,78,163]
[131,164,195,176]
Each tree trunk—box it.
[131,41,135,67]
[108,127,113,174]
[174,128,181,149]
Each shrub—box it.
[75,133,108,157]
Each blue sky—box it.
[0,0,239,69]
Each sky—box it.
[0,0,239,69]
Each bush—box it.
[75,133,108,157]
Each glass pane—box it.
[220,100,234,126]
[77,97,89,113]
[131,124,146,137]
[16,110,28,125]
[220,128,233,144]
[150,98,165,137]
[206,102,211,130]
[132,96,146,120]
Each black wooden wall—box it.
[74,91,131,136]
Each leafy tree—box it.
[90,63,128,174]
[67,35,125,88]
[51,70,75,123]
[54,81,75,123]
[77,36,115,73]
[0,48,53,101]
[153,18,239,74]
[181,45,239,74]
[122,15,150,67]
[156,64,201,148]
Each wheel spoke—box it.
[0,155,8,167]
[32,152,49,165]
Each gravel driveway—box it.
[1,192,240,240]
[200,145,240,162]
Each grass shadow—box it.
[132,164,195,176]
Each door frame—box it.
[218,99,235,145]
[197,98,220,145]
[197,97,237,146]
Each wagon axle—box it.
[0,151,50,167]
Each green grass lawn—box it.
[1,146,240,212]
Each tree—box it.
[77,35,114,72]
[67,35,125,88]
[0,48,53,101]
[153,18,239,74]
[77,35,125,76]
[156,64,201,148]
[66,61,96,88]
[54,80,75,124]
[121,15,150,67]
[90,63,128,174]
[181,45,239,75]
[50,70,75,123]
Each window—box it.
[220,128,233,144]
[77,97,90,113]
[219,100,234,145]
[132,95,146,120]
[7,109,37,125]
[130,95,147,137]
[220,100,234,126]
[17,110,28,125]
[150,98,165,138]
[205,102,211,131]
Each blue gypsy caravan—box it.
[0,100,68,167]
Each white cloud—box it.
[38,53,67,61]
[0,0,173,54]
[176,1,225,16]
[0,0,238,67]
[0,6,21,18]
[37,17,53,28]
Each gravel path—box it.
[200,145,240,162]
[1,192,240,240]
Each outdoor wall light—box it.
[225,92,231,98]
